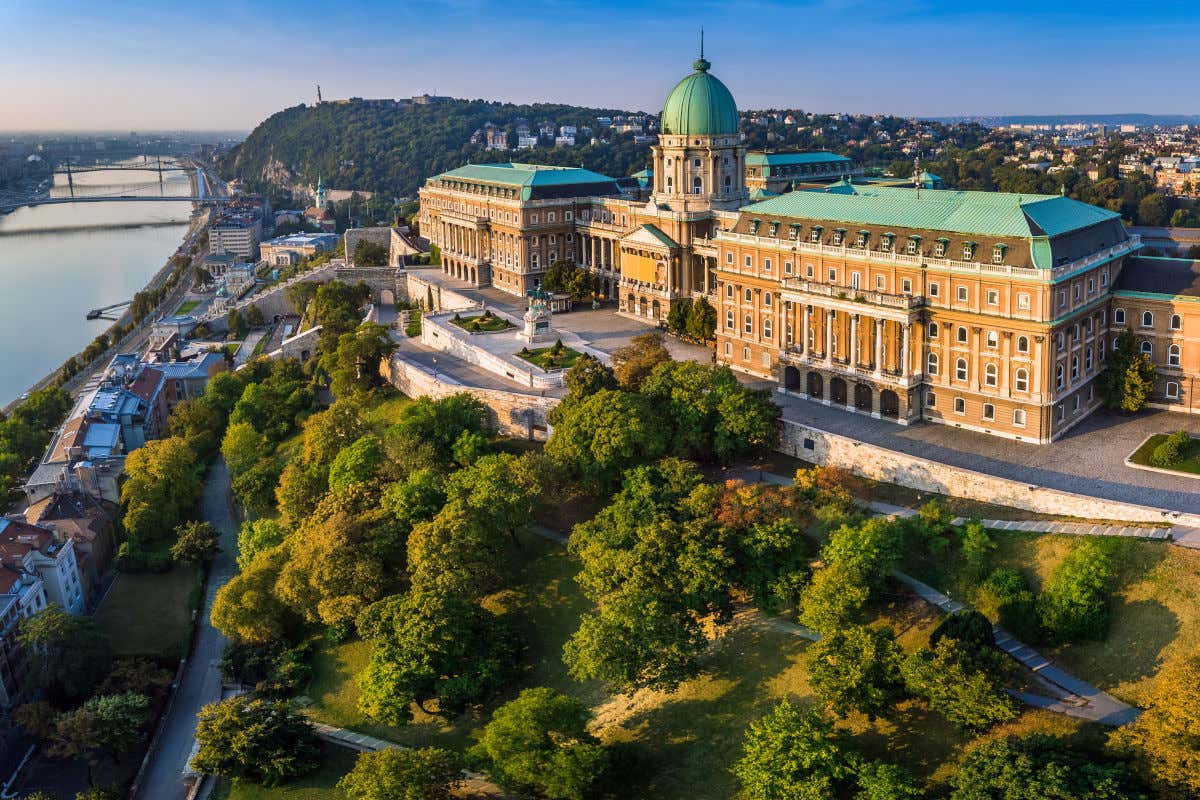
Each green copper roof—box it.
[433,162,620,200]
[739,183,1121,239]
[660,58,739,137]
[746,151,850,168]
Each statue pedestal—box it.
[519,305,553,343]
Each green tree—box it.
[275,461,330,529]
[301,396,368,465]
[120,436,201,548]
[950,735,1146,800]
[211,546,295,644]
[285,281,319,316]
[227,307,247,339]
[610,332,671,390]
[18,605,111,706]
[392,394,489,462]
[563,354,617,400]
[236,518,285,569]
[901,638,1016,732]
[807,625,904,720]
[171,520,221,564]
[544,389,669,490]
[960,521,996,577]
[1037,539,1116,644]
[666,298,690,335]
[356,590,518,725]
[329,434,387,492]
[443,453,541,544]
[1138,193,1171,226]
[474,688,609,800]
[407,501,509,597]
[338,747,463,800]
[855,761,925,800]
[245,304,265,328]
[323,322,397,398]
[733,701,857,800]
[221,421,268,477]
[277,511,389,629]
[685,296,717,342]
[353,239,390,267]
[381,468,446,530]
[167,397,225,461]
[192,697,319,786]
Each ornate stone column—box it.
[850,314,859,367]
[802,304,811,355]
[825,309,835,365]
[874,318,885,377]
[901,323,911,377]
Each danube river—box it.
[0,165,194,405]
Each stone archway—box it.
[783,365,801,391]
[830,377,848,406]
[854,383,873,411]
[638,297,648,317]
[880,390,900,418]
[380,289,395,306]
[651,300,661,319]
[807,371,823,398]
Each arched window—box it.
[1140,340,1153,358]
[928,322,939,339]
[955,358,968,381]
[1170,314,1182,330]
[984,363,998,386]
[956,326,968,344]
[1169,344,1181,366]
[986,330,999,349]
[1142,311,1154,328]
[744,314,753,334]
[725,310,734,329]
[1166,381,1180,399]
[1070,355,1079,381]
[692,176,703,194]
[725,283,734,298]
[1114,308,1125,324]
[763,318,773,339]
[927,353,939,375]
[744,288,753,303]
[1056,364,1065,389]
[1015,369,1028,392]
[666,176,673,191]
[1017,335,1029,353]
[763,291,773,307]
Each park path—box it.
[133,458,239,800]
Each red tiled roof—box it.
[126,366,165,404]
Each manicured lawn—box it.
[450,312,513,333]
[906,530,1200,707]
[1129,432,1200,475]
[516,345,583,371]
[211,745,356,800]
[177,300,200,314]
[94,565,201,660]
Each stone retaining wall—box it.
[779,419,1200,526]
[404,272,477,312]
[381,353,558,441]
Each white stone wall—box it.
[779,419,1200,527]
[382,353,558,440]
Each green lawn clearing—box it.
[450,312,513,333]
[211,744,356,800]
[362,392,413,432]
[516,344,583,371]
[177,300,200,314]
[1129,432,1200,475]
[94,565,201,661]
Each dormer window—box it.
[832,228,845,245]
[962,242,975,260]
[856,230,869,248]
[788,223,801,240]
[993,244,1007,264]
[935,238,948,257]
[810,226,823,243]
[907,236,920,255]
[881,233,894,252]
[768,221,780,237]
[749,219,761,235]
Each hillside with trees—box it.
[215,99,657,199]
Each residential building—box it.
[23,491,118,602]
[0,519,83,614]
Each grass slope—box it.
[211,745,355,800]
[1129,432,1200,475]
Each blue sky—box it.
[3,0,1200,131]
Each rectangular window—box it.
[1013,408,1026,426]
[982,403,995,421]
[957,286,968,303]
[1017,293,1031,310]
[763,258,772,272]
[902,278,912,293]
[929,282,940,297]
[954,397,966,414]
[828,268,837,282]
[784,261,793,275]
[987,289,999,306]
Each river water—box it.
[0,164,193,405]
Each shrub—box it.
[977,568,1042,643]
[1150,430,1191,468]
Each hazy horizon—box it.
[3,0,1200,131]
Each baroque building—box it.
[415,52,1198,443]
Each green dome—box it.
[660,58,739,137]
